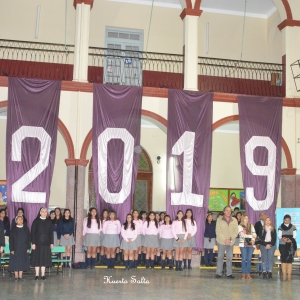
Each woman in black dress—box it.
[9,216,31,281]
[31,208,54,280]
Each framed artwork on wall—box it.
[0,180,7,206]
[208,189,228,212]
[229,189,245,211]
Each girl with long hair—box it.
[142,211,160,269]
[121,213,137,270]
[184,209,197,269]
[132,210,143,267]
[102,210,121,269]
[172,210,188,271]
[238,214,256,279]
[203,213,216,266]
[99,209,108,265]
[57,209,75,268]
[83,207,101,269]
[159,214,174,269]
[257,216,277,280]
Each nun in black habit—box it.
[31,207,54,280]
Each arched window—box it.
[133,148,153,212]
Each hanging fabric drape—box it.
[6,77,61,227]
[166,90,213,250]
[92,84,142,224]
[238,95,282,224]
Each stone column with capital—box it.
[73,0,94,82]
[65,158,89,262]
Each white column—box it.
[73,3,91,82]
[183,15,199,91]
[282,26,300,97]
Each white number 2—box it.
[12,126,51,203]
[245,136,276,211]
[171,131,203,207]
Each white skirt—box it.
[102,234,120,248]
[121,238,138,251]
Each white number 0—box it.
[12,126,51,203]
[171,131,203,207]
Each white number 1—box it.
[171,131,203,207]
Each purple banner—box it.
[93,84,142,224]
[238,95,282,224]
[166,90,213,251]
[6,77,61,227]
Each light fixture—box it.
[157,156,161,164]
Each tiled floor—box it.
[1,267,299,300]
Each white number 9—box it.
[245,136,276,211]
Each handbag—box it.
[255,235,262,245]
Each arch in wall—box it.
[212,115,293,169]
[80,109,168,160]
[0,100,75,159]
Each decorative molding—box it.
[65,158,89,166]
[278,19,300,31]
[73,0,94,9]
[281,0,293,20]
[180,8,202,20]
[281,168,296,175]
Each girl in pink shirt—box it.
[172,210,188,271]
[140,211,147,265]
[143,211,160,269]
[83,207,101,269]
[159,215,174,269]
[121,213,138,270]
[99,209,108,266]
[102,210,121,269]
[133,210,143,268]
[184,209,197,269]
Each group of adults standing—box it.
[214,206,297,280]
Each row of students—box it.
[82,208,197,270]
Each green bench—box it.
[51,246,71,275]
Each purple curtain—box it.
[6,77,61,228]
[166,90,213,251]
[92,84,142,224]
[238,95,282,224]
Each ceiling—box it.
[108,0,277,18]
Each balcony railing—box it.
[0,39,284,97]
[198,57,283,97]
[88,47,183,89]
[0,39,74,80]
